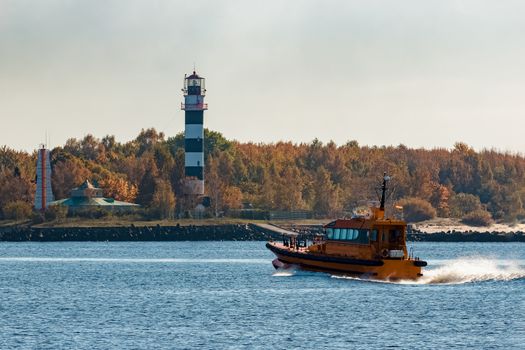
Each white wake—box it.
[272,266,299,277]
[332,258,525,285]
[414,258,525,285]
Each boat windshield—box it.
[326,228,369,244]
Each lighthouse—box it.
[181,71,207,195]
[34,145,54,210]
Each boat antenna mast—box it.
[379,172,391,212]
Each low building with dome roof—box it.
[49,180,139,213]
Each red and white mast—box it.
[34,144,54,210]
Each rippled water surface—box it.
[0,241,524,349]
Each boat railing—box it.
[281,232,323,250]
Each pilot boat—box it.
[266,174,427,280]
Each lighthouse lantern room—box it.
[181,71,207,195]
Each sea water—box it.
[0,241,523,349]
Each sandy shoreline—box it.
[411,218,525,234]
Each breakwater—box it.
[0,224,524,242]
[0,224,279,242]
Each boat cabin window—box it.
[370,229,378,241]
[390,229,402,243]
[325,228,369,244]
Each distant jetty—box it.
[0,224,273,242]
[0,223,524,242]
[408,229,525,242]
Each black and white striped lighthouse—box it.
[181,71,207,195]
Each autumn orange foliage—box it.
[1,130,525,222]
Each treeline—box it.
[1,128,525,224]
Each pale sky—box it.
[1,0,525,152]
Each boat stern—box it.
[377,258,427,280]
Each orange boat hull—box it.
[266,242,425,280]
